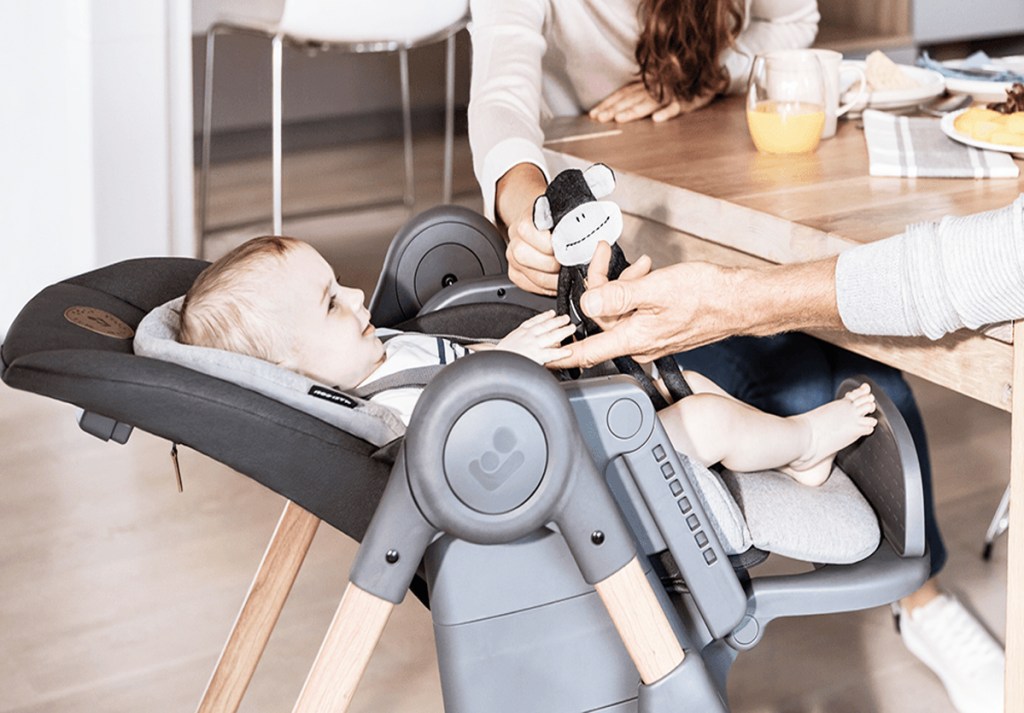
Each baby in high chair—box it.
[179,236,877,486]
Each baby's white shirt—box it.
[355,331,469,426]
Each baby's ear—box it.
[533,195,554,231]
[583,163,616,198]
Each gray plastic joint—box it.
[350,448,438,604]
[637,653,728,713]
[556,454,636,584]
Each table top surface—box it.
[543,95,1023,250]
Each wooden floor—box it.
[0,130,1011,712]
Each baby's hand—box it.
[493,310,575,365]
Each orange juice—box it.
[746,100,825,154]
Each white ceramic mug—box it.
[811,49,867,139]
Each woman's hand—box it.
[491,310,575,364]
[590,81,716,124]
[506,216,560,295]
[495,164,561,295]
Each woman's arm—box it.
[722,0,820,93]
[467,0,549,222]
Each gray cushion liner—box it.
[134,298,406,447]
[721,464,881,564]
[135,299,880,565]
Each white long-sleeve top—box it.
[467,0,820,219]
[835,194,1024,339]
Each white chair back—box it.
[278,0,468,45]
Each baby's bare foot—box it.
[782,383,878,486]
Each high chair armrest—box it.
[728,540,930,650]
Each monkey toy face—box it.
[533,163,624,267]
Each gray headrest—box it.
[133,297,406,447]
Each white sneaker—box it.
[896,593,1005,713]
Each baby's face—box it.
[269,242,384,387]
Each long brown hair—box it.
[635,0,745,104]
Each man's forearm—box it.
[733,256,843,336]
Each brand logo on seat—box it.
[64,306,134,339]
[468,427,524,491]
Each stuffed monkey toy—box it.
[532,163,692,410]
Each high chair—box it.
[1,206,931,712]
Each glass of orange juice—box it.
[746,51,827,154]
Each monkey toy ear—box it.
[533,195,554,230]
[583,163,616,198]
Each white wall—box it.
[1,0,194,338]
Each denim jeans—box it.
[674,333,946,577]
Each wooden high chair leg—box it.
[196,500,320,713]
[291,582,394,713]
[593,557,685,684]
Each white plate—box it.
[940,108,1024,158]
[841,61,945,112]
[941,57,1024,102]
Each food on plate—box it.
[987,82,1024,114]
[990,131,1024,147]
[865,50,920,91]
[953,105,1024,145]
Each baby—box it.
[180,236,877,486]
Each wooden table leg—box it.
[291,582,394,713]
[593,557,685,684]
[1007,323,1024,713]
[196,500,320,713]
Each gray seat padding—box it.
[721,465,880,564]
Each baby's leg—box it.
[657,383,877,486]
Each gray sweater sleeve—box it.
[835,194,1024,339]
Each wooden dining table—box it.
[541,94,1024,710]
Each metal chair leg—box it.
[399,46,415,209]
[272,33,284,235]
[199,28,218,259]
[443,33,455,205]
[983,483,1011,560]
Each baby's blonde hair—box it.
[179,236,300,362]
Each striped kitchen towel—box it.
[863,109,1019,178]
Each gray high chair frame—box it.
[1,206,930,712]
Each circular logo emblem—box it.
[63,306,134,339]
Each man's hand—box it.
[549,260,744,368]
[589,82,716,124]
[549,256,843,369]
[583,241,652,332]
